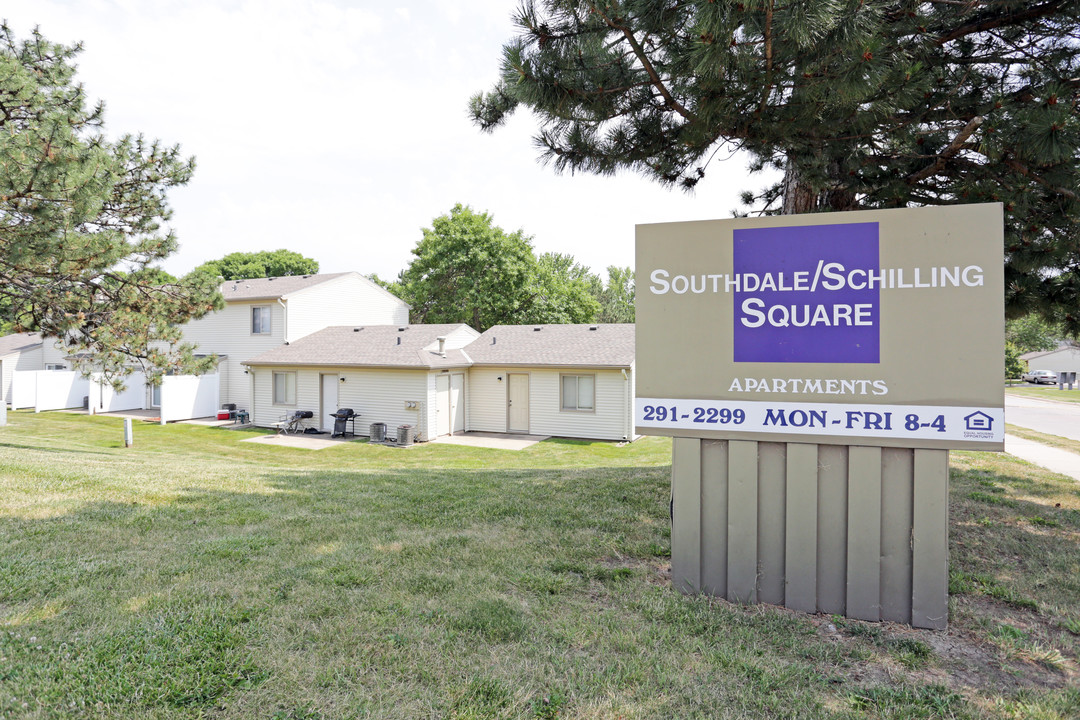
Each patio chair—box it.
[274,410,314,434]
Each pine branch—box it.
[936,0,1068,45]
[590,2,697,122]
[1003,157,1080,200]
[906,116,984,184]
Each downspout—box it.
[275,297,287,424]
[621,368,629,441]
[277,297,288,344]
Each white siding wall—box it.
[442,325,481,350]
[182,301,285,408]
[287,275,409,340]
[250,366,431,439]
[467,366,633,441]
[217,356,231,407]
[2,347,43,405]
[41,339,70,367]
[424,373,438,435]
[1025,348,1080,374]
[467,367,507,433]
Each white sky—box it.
[3,1,763,280]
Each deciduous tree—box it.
[591,265,635,323]
[535,252,601,324]
[399,204,600,331]
[190,249,319,281]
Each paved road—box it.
[1005,394,1080,442]
[1003,393,1080,481]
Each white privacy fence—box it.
[159,373,219,423]
[12,371,90,411]
[92,372,147,413]
[10,369,219,422]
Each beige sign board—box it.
[636,204,1004,450]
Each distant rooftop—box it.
[218,272,354,301]
[0,332,43,356]
[243,324,475,369]
[466,324,635,367]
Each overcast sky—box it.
[4,1,763,280]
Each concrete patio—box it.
[429,432,549,450]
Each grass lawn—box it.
[1006,424,1080,457]
[1006,385,1080,404]
[0,411,1077,719]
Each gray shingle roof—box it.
[1019,346,1079,361]
[0,332,43,356]
[465,324,634,367]
[243,325,473,368]
[219,272,393,302]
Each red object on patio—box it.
[217,411,231,420]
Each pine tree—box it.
[0,25,220,385]
[471,1,1080,331]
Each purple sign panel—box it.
[733,223,880,363]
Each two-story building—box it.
[181,272,409,411]
[2,272,410,418]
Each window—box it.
[252,305,271,335]
[561,374,595,411]
[273,371,296,405]
[44,364,66,371]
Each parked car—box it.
[1021,369,1058,384]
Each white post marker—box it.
[124,417,133,448]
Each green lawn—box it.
[1006,385,1080,403]
[0,411,1077,719]
[1006,424,1080,457]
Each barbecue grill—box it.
[330,408,358,438]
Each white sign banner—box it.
[636,397,1003,446]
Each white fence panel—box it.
[93,372,147,413]
[11,371,36,409]
[32,371,90,412]
[160,374,219,423]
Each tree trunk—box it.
[781,156,858,215]
[781,160,817,215]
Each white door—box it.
[150,383,161,408]
[507,373,529,433]
[436,374,451,436]
[321,374,338,431]
[450,374,465,434]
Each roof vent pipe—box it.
[396,336,401,345]
[437,336,446,357]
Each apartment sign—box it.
[635,204,1005,450]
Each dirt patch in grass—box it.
[800,608,1076,710]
